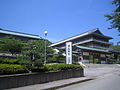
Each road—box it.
[57,64,120,90]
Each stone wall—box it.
[0,69,84,90]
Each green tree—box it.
[21,39,54,63]
[110,45,120,51]
[0,41,3,52]
[1,37,23,55]
[104,0,120,32]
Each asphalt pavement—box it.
[57,69,120,90]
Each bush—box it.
[29,63,83,72]
[44,63,83,71]
[0,59,18,64]
[30,66,46,72]
[17,59,32,65]
[0,64,29,75]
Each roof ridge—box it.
[52,28,98,43]
[0,29,39,36]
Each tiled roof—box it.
[0,29,41,39]
[76,45,109,53]
[50,28,113,47]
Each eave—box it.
[0,29,41,39]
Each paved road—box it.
[57,64,120,90]
[84,64,120,78]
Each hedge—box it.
[0,64,29,75]
[0,63,83,74]
[0,59,18,64]
[0,58,18,64]
[44,63,83,71]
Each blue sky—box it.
[0,0,119,44]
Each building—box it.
[0,28,41,42]
[0,28,41,58]
[50,28,117,64]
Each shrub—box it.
[17,59,32,65]
[44,63,83,71]
[0,64,29,75]
[0,59,18,64]
[29,63,83,72]
[30,66,46,72]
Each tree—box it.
[104,0,120,32]
[110,45,120,51]
[1,37,23,55]
[21,39,54,63]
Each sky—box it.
[0,0,119,45]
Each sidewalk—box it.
[8,64,119,90]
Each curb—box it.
[43,78,94,90]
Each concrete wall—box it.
[0,69,83,90]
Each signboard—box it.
[66,42,72,64]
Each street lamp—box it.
[44,31,48,64]
[32,45,36,61]
[32,44,36,66]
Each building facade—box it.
[50,28,116,64]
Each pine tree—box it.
[104,0,120,32]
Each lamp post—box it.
[32,45,36,61]
[32,44,36,66]
[44,31,48,64]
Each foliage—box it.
[0,36,23,55]
[30,63,83,72]
[0,41,2,52]
[0,58,18,64]
[104,0,120,32]
[44,63,83,71]
[0,37,64,70]
[110,45,120,51]
[16,39,55,70]
[47,54,59,63]
[89,56,99,64]
[16,55,32,65]
[21,39,54,63]
[0,64,29,75]
[89,56,94,64]
[29,64,45,72]
[94,58,99,64]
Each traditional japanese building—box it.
[0,28,41,58]
[0,28,41,42]
[50,28,115,64]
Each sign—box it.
[66,42,72,64]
